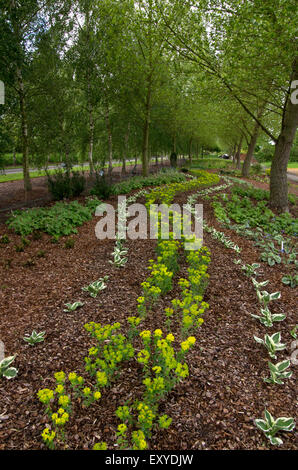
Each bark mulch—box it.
[0,183,297,450]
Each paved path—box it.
[287,172,298,183]
[2,161,136,175]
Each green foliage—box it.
[0,356,18,379]
[251,306,286,328]
[282,274,298,288]
[0,234,10,244]
[64,238,75,249]
[241,263,260,277]
[264,360,292,385]
[63,302,84,313]
[23,330,46,345]
[255,410,295,446]
[7,198,102,238]
[47,170,86,200]
[214,186,298,236]
[90,174,114,200]
[254,332,286,360]
[82,277,109,298]
[109,240,128,268]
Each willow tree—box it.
[156,0,298,211]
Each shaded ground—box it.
[0,161,172,216]
[0,181,296,450]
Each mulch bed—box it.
[0,162,172,216]
[0,180,297,450]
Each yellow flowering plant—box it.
[127,316,142,339]
[93,442,108,450]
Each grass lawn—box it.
[263,161,298,169]
[0,160,145,183]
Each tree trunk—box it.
[242,105,265,177]
[189,137,193,165]
[88,104,94,174]
[235,137,243,169]
[270,57,298,212]
[242,123,259,177]
[17,67,31,194]
[173,133,177,154]
[142,84,152,177]
[105,105,113,177]
[122,123,130,175]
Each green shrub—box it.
[0,234,10,244]
[7,198,102,238]
[47,170,86,200]
[90,173,114,199]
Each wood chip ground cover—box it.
[0,180,297,450]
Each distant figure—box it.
[170,152,177,168]
[132,164,137,176]
[99,169,104,178]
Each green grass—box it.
[0,160,146,183]
[190,158,233,170]
[263,161,298,169]
[0,166,91,183]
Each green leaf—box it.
[255,419,269,432]
[3,367,18,379]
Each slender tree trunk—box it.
[105,104,113,177]
[242,123,259,177]
[270,58,298,212]
[122,122,130,175]
[232,144,236,163]
[13,147,16,166]
[88,103,94,175]
[242,105,265,177]
[173,133,177,153]
[189,137,193,165]
[17,67,31,194]
[235,137,243,169]
[142,83,152,177]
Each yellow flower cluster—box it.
[58,395,70,408]
[181,336,196,352]
[132,430,147,450]
[54,371,66,383]
[146,171,219,206]
[137,402,156,434]
[96,370,108,387]
[41,427,55,445]
[37,389,54,404]
[84,321,121,342]
[93,442,108,450]
[137,349,150,365]
[51,409,69,426]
